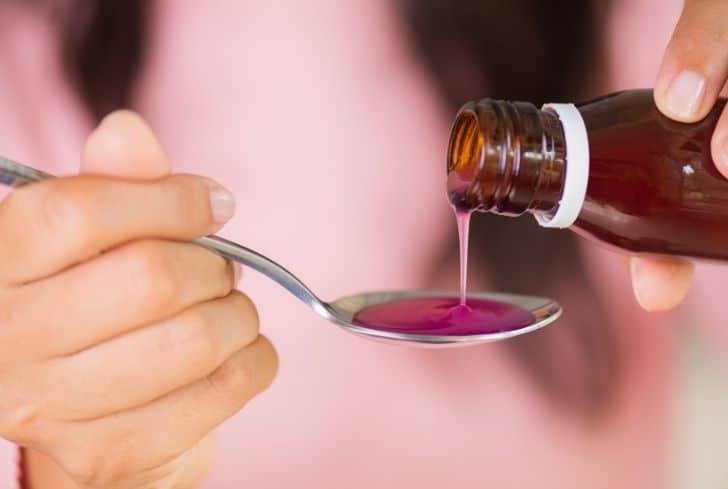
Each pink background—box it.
[3,0,725,487]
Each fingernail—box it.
[207,182,236,223]
[663,69,706,119]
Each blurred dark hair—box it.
[400,0,618,416]
[55,0,618,417]
[53,0,151,120]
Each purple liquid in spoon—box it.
[352,297,534,336]
[352,207,534,337]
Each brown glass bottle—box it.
[447,89,728,261]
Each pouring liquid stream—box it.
[455,207,471,306]
[352,206,535,336]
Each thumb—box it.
[81,110,171,179]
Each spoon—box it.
[0,156,561,346]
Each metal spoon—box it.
[0,156,561,346]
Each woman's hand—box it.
[630,0,728,311]
[0,111,278,489]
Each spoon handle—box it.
[0,155,329,316]
[194,235,329,315]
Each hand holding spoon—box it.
[0,156,561,346]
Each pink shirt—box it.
[0,0,702,487]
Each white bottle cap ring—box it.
[535,103,590,228]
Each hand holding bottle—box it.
[0,112,278,489]
[629,0,728,311]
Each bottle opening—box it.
[446,98,568,216]
[447,107,483,209]
[448,108,482,173]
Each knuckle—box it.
[162,309,220,367]
[230,291,260,338]
[62,453,103,487]
[218,258,236,296]
[205,336,277,402]
[255,336,279,391]
[126,242,180,312]
[170,176,215,228]
[59,428,138,487]
[39,183,95,245]
[205,352,253,402]
[68,422,179,488]
[63,449,121,488]
[0,398,44,442]
[59,425,183,487]
[677,4,728,48]
[207,256,235,299]
[0,190,25,225]
[0,373,50,444]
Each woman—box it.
[0,0,721,487]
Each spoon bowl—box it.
[194,235,562,347]
[0,156,562,347]
[328,289,561,346]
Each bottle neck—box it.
[447,99,570,221]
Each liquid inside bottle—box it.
[447,89,728,261]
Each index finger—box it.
[654,0,728,123]
[0,174,235,284]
